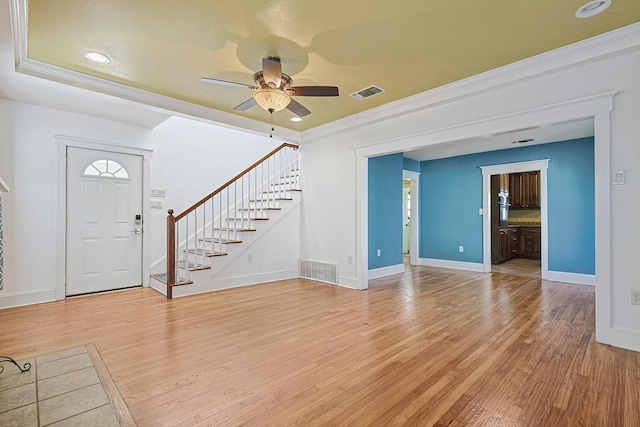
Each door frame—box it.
[55,135,153,300]
[403,169,420,266]
[479,160,549,279]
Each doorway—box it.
[480,160,549,279]
[66,147,144,296]
[489,172,542,277]
[402,170,420,266]
[402,179,411,255]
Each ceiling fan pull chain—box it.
[269,108,275,138]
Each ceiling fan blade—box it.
[262,57,282,88]
[234,98,258,111]
[201,77,254,89]
[286,99,311,117]
[289,86,339,97]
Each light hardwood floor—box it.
[491,258,541,277]
[1,266,638,426]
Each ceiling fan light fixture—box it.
[253,89,291,112]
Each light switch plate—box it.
[150,201,163,209]
[150,188,166,197]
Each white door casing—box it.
[66,147,143,295]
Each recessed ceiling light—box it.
[84,51,111,64]
[290,117,302,122]
[575,0,611,18]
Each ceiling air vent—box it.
[350,85,385,100]
[511,138,535,144]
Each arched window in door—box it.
[83,159,130,179]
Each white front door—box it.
[66,147,143,296]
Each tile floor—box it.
[0,346,121,426]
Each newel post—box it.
[166,209,176,299]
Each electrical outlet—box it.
[630,289,640,305]
[377,249,381,257]
[247,254,252,262]
[478,208,484,215]
[347,255,353,264]
[459,246,464,253]
[150,200,163,209]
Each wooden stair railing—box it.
[162,142,300,298]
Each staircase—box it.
[151,143,301,298]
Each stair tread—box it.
[212,227,256,232]
[185,248,229,256]
[239,207,281,211]
[198,237,242,244]
[150,273,193,286]
[249,198,292,202]
[226,217,269,221]
[178,260,211,271]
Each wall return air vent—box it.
[350,85,385,100]
[299,259,338,284]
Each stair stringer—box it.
[167,193,301,298]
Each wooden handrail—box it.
[174,142,298,221]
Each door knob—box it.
[131,228,142,234]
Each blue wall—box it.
[403,157,420,173]
[419,137,595,274]
[368,154,404,269]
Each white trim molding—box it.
[547,271,595,286]
[403,169,421,266]
[480,159,550,280]
[0,288,56,309]
[368,264,405,280]
[419,258,484,273]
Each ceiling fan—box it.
[201,57,339,117]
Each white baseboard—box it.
[170,269,298,298]
[546,271,595,286]
[609,327,640,352]
[213,269,298,289]
[338,275,358,289]
[420,258,484,272]
[368,263,405,280]
[0,288,56,309]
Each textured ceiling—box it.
[24,0,640,131]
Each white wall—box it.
[0,100,280,307]
[299,45,640,351]
[147,116,279,265]
[299,140,358,288]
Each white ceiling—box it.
[404,118,595,161]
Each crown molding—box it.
[9,0,301,143]
[302,22,640,144]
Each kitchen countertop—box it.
[506,222,541,228]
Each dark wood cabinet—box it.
[497,228,510,263]
[495,227,520,263]
[519,227,541,259]
[509,227,520,257]
[509,171,540,209]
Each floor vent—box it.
[299,259,338,284]
[350,85,385,100]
